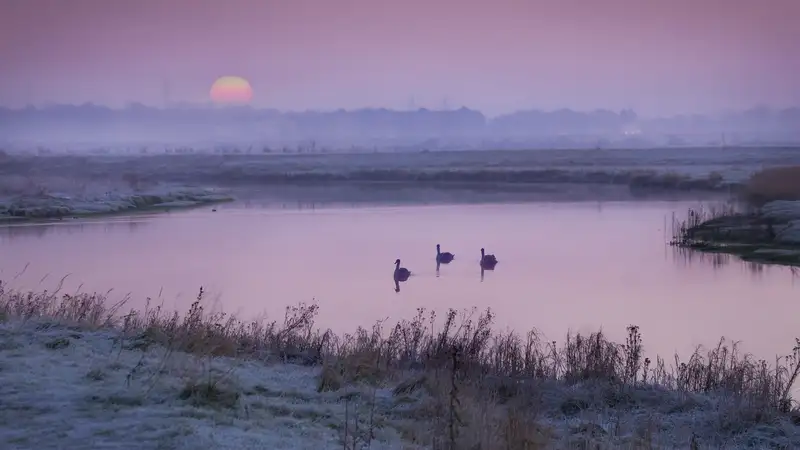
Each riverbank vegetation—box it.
[671,166,800,266]
[739,166,800,206]
[2,280,800,449]
[0,188,233,222]
[0,151,750,196]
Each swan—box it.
[480,248,498,267]
[436,244,455,264]
[394,259,411,281]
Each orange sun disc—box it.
[209,76,253,104]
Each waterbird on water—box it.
[394,259,411,281]
[435,244,454,264]
[394,258,411,293]
[480,248,498,268]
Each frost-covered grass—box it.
[0,185,233,221]
[2,281,800,449]
[0,160,233,221]
[669,167,800,266]
[0,322,411,450]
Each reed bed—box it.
[671,166,800,245]
[741,166,800,206]
[669,202,742,246]
[2,279,798,409]
[669,166,800,254]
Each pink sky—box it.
[1,0,798,116]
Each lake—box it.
[1,199,797,362]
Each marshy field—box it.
[3,145,800,220]
[2,146,800,449]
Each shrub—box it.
[741,166,800,205]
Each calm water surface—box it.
[1,201,797,361]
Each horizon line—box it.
[1,102,797,120]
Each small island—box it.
[671,166,800,266]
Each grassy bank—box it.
[0,189,234,224]
[0,152,749,197]
[1,281,800,449]
[670,167,800,266]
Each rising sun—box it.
[209,76,254,105]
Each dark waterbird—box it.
[435,244,455,264]
[480,247,498,268]
[394,258,411,281]
[393,258,411,292]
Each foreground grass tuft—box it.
[2,280,800,448]
[178,380,240,409]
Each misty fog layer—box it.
[1,105,799,149]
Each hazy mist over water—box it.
[1,104,799,149]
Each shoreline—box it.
[2,150,781,227]
[671,200,800,267]
[0,183,734,227]
[1,282,799,449]
[0,189,234,225]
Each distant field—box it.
[3,146,800,202]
